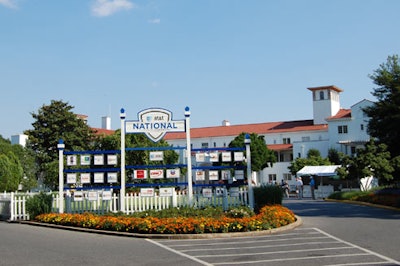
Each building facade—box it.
[164,85,373,187]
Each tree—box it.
[93,130,179,184]
[336,139,394,184]
[288,149,331,175]
[364,55,400,158]
[229,133,276,172]
[25,100,96,189]
[0,136,36,191]
[328,148,344,165]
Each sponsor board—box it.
[125,108,185,142]
[166,168,180,178]
[140,188,155,197]
[149,169,164,179]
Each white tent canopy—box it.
[296,165,341,177]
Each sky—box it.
[1,0,399,140]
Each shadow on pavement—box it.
[283,198,400,220]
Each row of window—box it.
[338,124,366,134]
[196,124,366,149]
[268,173,293,183]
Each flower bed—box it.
[35,205,296,234]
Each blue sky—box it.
[1,0,399,140]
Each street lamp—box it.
[245,134,254,209]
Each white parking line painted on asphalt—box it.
[314,228,400,265]
[178,240,340,252]
[325,262,392,265]
[164,236,330,248]
[146,238,213,266]
[211,253,371,265]
[150,228,400,266]
[195,246,356,258]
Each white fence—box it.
[0,187,248,221]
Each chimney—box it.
[102,116,111,130]
[222,120,230,126]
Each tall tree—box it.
[25,100,95,189]
[336,139,394,184]
[229,133,276,172]
[364,55,400,157]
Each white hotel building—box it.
[164,85,373,186]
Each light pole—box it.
[245,134,254,209]
[57,139,65,213]
[120,108,126,212]
[185,106,193,206]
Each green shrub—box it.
[225,206,255,218]
[123,206,226,219]
[26,192,53,219]
[253,185,283,213]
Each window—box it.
[268,174,277,183]
[201,142,208,148]
[283,138,291,144]
[283,173,292,181]
[360,124,364,131]
[320,91,325,100]
[279,154,284,162]
[302,136,310,142]
[338,125,348,134]
[351,146,356,154]
[213,142,217,148]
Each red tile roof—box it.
[92,128,115,136]
[326,109,351,120]
[164,120,327,140]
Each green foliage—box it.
[337,139,394,183]
[328,148,344,165]
[225,206,255,218]
[25,100,96,189]
[0,136,36,192]
[26,192,53,218]
[94,130,180,184]
[229,132,276,172]
[120,206,225,219]
[307,149,321,158]
[328,187,400,208]
[364,55,400,158]
[253,185,283,212]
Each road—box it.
[283,199,400,263]
[0,199,398,265]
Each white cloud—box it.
[91,0,135,17]
[148,18,160,24]
[0,0,18,9]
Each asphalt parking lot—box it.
[150,227,399,266]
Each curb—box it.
[19,215,303,240]
[324,199,400,212]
